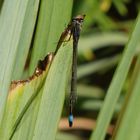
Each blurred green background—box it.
[60,0,140,140]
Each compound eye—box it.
[72,19,76,21]
[79,19,83,22]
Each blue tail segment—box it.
[68,113,73,127]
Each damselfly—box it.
[55,14,85,127]
[10,15,85,140]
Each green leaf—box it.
[32,41,73,140]
[79,32,128,53]
[29,0,73,74]
[113,0,128,16]
[0,0,73,138]
[77,84,104,99]
[112,52,140,140]
[0,53,53,140]
[80,99,121,113]
[12,0,40,80]
[78,54,121,79]
[1,37,73,140]
[0,0,37,125]
[90,12,140,140]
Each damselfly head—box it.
[72,14,85,27]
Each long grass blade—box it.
[32,40,73,140]
[12,0,40,80]
[90,12,140,140]
[0,0,33,125]
[29,0,73,74]
[112,52,140,140]
[0,53,53,140]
